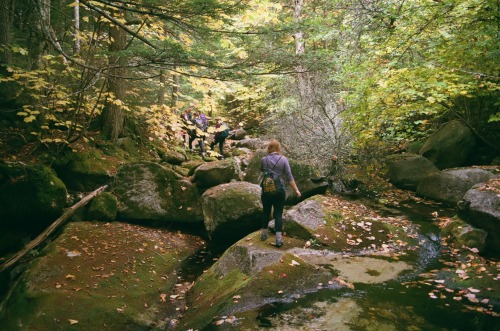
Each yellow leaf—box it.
[24,115,36,123]
[68,319,78,325]
[237,50,248,59]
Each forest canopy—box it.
[0,0,498,174]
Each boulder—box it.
[416,167,495,206]
[386,153,439,190]
[201,181,262,243]
[235,138,265,150]
[180,194,420,331]
[0,162,67,230]
[182,159,204,176]
[181,235,339,331]
[112,162,202,223]
[441,217,487,253]
[278,196,420,252]
[52,150,113,192]
[458,178,500,256]
[193,157,243,189]
[87,192,118,222]
[0,222,204,330]
[158,148,187,165]
[420,120,476,169]
[230,128,247,140]
[245,150,328,204]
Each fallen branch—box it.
[0,185,108,273]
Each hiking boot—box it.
[260,232,268,241]
[275,240,283,248]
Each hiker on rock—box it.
[259,139,301,247]
[210,116,229,159]
[181,107,193,148]
[192,110,208,160]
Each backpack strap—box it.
[266,156,283,175]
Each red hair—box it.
[267,140,281,154]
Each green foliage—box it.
[345,0,500,149]
[1,0,498,169]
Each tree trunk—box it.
[291,0,312,103]
[171,68,180,113]
[101,9,127,141]
[0,0,12,65]
[157,69,166,105]
[73,0,80,54]
[30,0,51,70]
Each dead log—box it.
[0,185,108,273]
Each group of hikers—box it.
[179,104,301,248]
[180,106,229,160]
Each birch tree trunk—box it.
[291,0,312,103]
[73,0,80,54]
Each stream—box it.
[179,196,500,331]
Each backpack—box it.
[260,156,284,195]
[219,122,230,138]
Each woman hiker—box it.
[260,139,301,247]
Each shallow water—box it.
[180,197,500,331]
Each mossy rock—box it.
[0,222,204,331]
[0,163,67,230]
[158,148,187,165]
[182,159,205,176]
[282,196,420,253]
[86,192,118,222]
[112,162,203,223]
[53,150,114,191]
[193,158,243,189]
[180,236,336,330]
[444,219,489,257]
[201,181,262,243]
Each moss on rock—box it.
[87,192,118,222]
[0,163,67,229]
[181,239,335,330]
[52,150,115,192]
[0,222,205,331]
